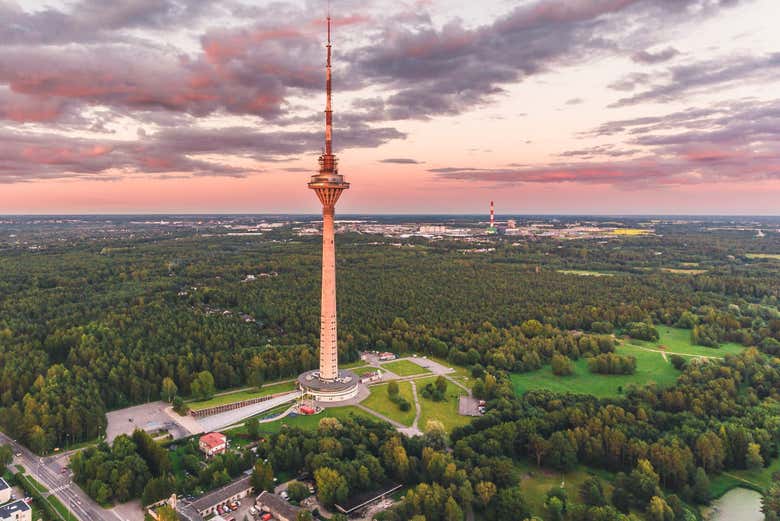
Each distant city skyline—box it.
[1,0,779,215]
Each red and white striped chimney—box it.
[490,200,495,228]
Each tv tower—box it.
[297,8,358,402]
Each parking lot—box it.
[106,401,192,442]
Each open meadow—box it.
[380,359,431,376]
[512,327,746,398]
[416,376,470,432]
[362,381,417,426]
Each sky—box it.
[0,0,779,215]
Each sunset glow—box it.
[1,0,778,214]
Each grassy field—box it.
[515,461,615,516]
[511,344,680,398]
[557,269,614,277]
[611,229,651,236]
[253,406,379,434]
[416,377,470,432]
[661,268,708,275]
[341,359,369,368]
[427,356,474,389]
[746,253,780,260]
[627,327,745,357]
[362,381,417,426]
[350,366,378,376]
[709,456,780,497]
[187,380,296,411]
[381,359,431,376]
[512,327,746,399]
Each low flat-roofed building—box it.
[335,483,402,516]
[0,478,11,504]
[255,491,300,521]
[190,475,253,517]
[0,500,32,521]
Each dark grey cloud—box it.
[379,158,423,164]
[0,0,213,45]
[631,46,680,64]
[347,0,746,119]
[612,53,780,107]
[0,121,403,183]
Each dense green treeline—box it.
[0,229,779,452]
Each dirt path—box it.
[410,381,421,431]
[625,343,724,360]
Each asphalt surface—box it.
[0,431,117,521]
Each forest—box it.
[0,218,779,519]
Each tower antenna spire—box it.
[325,1,333,157]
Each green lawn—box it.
[661,268,708,275]
[362,382,416,426]
[341,359,369,369]
[350,366,379,376]
[512,328,748,399]
[512,343,680,399]
[188,380,296,411]
[627,327,745,357]
[416,377,470,432]
[557,270,614,277]
[427,356,474,389]
[254,406,379,434]
[381,359,431,376]
[515,461,615,517]
[709,456,780,498]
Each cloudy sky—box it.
[1,0,778,215]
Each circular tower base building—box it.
[297,370,360,403]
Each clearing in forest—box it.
[381,359,431,376]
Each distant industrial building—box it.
[199,432,227,458]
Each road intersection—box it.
[0,431,118,521]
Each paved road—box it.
[0,431,117,521]
[196,391,302,432]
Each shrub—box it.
[669,354,687,370]
[551,354,573,376]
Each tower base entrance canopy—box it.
[297,369,359,402]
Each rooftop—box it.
[199,432,226,449]
[191,475,252,513]
[335,483,402,514]
[255,491,300,521]
[0,500,31,519]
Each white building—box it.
[0,479,10,505]
[0,501,31,521]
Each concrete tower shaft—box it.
[308,13,348,382]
